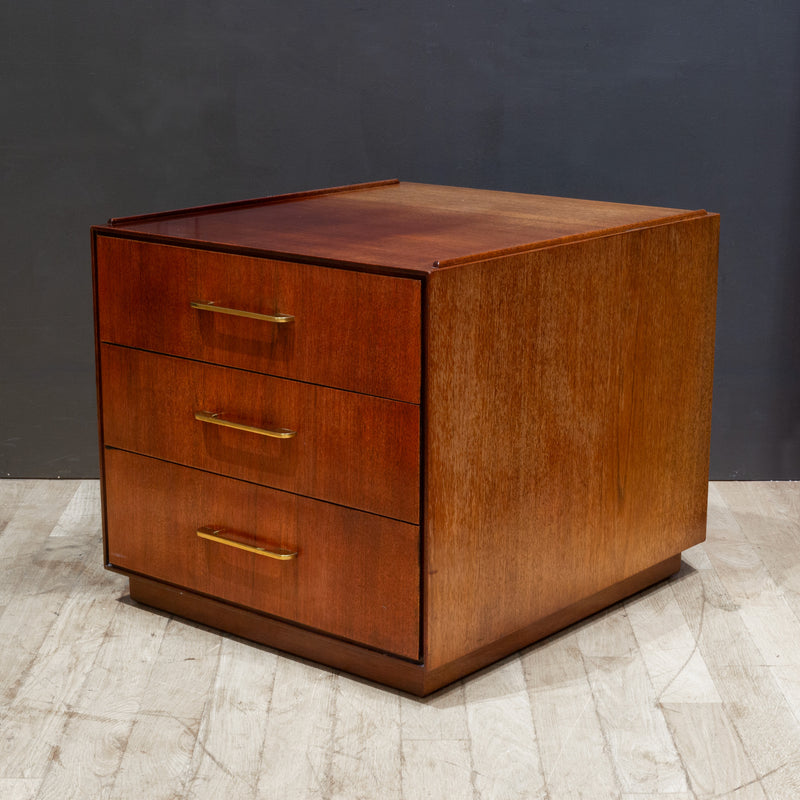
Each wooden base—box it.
[127,553,681,696]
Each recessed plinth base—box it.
[128,553,681,696]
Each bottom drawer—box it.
[103,449,420,660]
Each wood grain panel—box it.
[95,235,422,403]
[104,450,420,660]
[522,630,620,797]
[423,214,718,669]
[100,345,419,523]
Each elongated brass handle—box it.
[194,410,296,439]
[191,300,294,324]
[196,526,297,560]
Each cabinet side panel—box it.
[424,215,718,669]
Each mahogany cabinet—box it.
[92,179,718,695]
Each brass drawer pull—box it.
[194,410,296,439]
[191,300,294,324]
[196,526,297,560]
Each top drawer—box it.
[94,236,422,403]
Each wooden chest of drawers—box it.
[92,179,718,695]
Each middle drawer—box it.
[100,344,420,523]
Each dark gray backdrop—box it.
[2,1,798,479]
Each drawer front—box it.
[104,450,420,660]
[95,235,422,403]
[100,344,420,523]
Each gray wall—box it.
[2,1,798,479]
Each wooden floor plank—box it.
[0,480,35,531]
[706,481,745,540]
[464,656,546,800]
[680,541,713,571]
[398,681,475,799]
[713,664,800,780]
[575,609,689,794]
[706,537,800,666]
[716,481,800,532]
[109,618,224,799]
[0,778,42,800]
[253,657,337,800]
[399,680,469,741]
[12,597,164,794]
[670,566,766,672]
[718,482,800,642]
[522,627,620,798]
[34,715,135,800]
[48,480,101,538]
[183,636,278,799]
[761,761,800,799]
[0,480,79,596]
[63,596,168,717]
[773,664,800,725]
[625,583,721,703]
[0,567,85,707]
[659,702,758,796]
[325,675,403,800]
[0,593,120,779]
[400,739,475,800]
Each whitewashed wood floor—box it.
[0,481,799,799]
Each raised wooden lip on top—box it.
[104,179,402,226]
[93,179,713,276]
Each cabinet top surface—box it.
[95,179,709,273]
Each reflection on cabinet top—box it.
[92,179,710,276]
